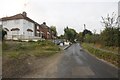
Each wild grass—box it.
[3,40,60,59]
[0,41,2,56]
[88,43,119,54]
[82,43,119,67]
[2,40,61,77]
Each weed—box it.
[82,43,118,67]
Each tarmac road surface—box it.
[23,43,118,78]
[56,43,118,78]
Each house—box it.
[40,22,52,39]
[118,1,120,26]
[0,12,52,40]
[34,22,52,39]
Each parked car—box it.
[64,42,70,46]
[53,39,64,45]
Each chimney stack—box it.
[43,22,46,25]
[22,11,27,17]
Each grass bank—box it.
[86,43,119,54]
[81,43,119,67]
[0,47,1,56]
[3,40,60,59]
[2,40,61,78]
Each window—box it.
[12,31,18,35]
[37,26,39,29]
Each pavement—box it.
[22,43,118,78]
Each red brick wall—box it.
[34,24,52,39]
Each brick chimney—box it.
[22,11,27,17]
[43,22,46,25]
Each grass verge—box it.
[3,40,60,59]
[2,40,61,78]
[81,43,119,67]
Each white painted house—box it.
[0,12,52,40]
[118,1,120,27]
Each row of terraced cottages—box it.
[0,12,55,41]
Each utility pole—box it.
[93,29,96,44]
[84,24,86,30]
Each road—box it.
[0,42,2,79]
[23,43,118,78]
[0,56,1,79]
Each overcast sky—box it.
[0,0,119,35]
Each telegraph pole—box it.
[93,29,96,44]
[84,24,86,30]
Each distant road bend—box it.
[23,43,118,78]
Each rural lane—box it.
[23,43,118,78]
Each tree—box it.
[76,32,82,42]
[82,29,92,37]
[50,26,57,38]
[101,12,117,28]
[84,34,93,43]
[64,27,77,43]
[57,34,65,39]
[82,29,92,42]
[100,27,119,46]
[100,12,119,46]
[2,29,7,41]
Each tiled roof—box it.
[0,12,36,24]
[1,14,24,21]
[40,23,49,29]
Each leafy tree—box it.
[84,34,93,43]
[76,32,83,42]
[64,27,77,43]
[100,12,119,47]
[82,29,92,42]
[57,34,65,39]
[50,26,57,38]
[100,27,119,46]
[82,29,92,37]
[93,34,100,44]
[1,29,7,41]
[101,12,117,28]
